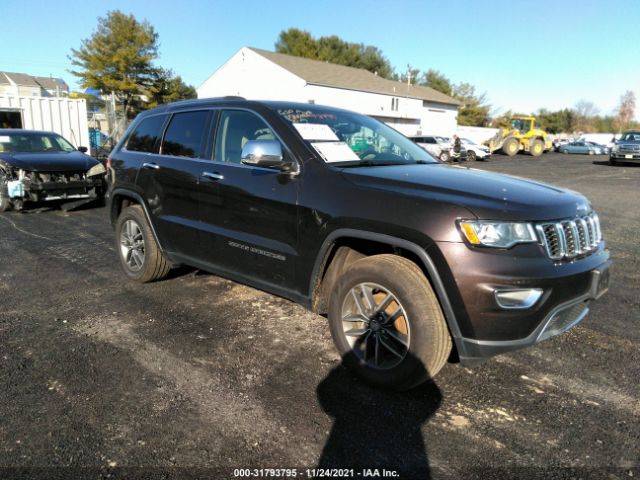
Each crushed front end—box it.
[1,163,105,211]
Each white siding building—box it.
[198,47,460,137]
[0,72,69,98]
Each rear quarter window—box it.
[126,115,167,153]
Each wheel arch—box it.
[110,189,167,253]
[309,229,465,358]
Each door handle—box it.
[142,162,160,170]
[202,171,224,181]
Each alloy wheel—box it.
[340,282,410,370]
[120,219,145,272]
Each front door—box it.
[197,109,299,292]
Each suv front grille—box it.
[536,213,601,260]
[618,145,640,154]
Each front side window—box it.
[214,110,276,164]
[126,115,166,153]
[161,111,209,158]
[276,106,435,166]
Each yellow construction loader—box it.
[485,115,552,157]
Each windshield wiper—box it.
[339,160,409,168]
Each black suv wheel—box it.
[115,205,171,282]
[328,255,451,390]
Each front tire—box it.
[609,158,617,165]
[328,255,451,390]
[115,205,171,282]
[503,138,520,156]
[467,150,477,162]
[439,150,450,162]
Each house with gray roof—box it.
[0,72,69,97]
[197,47,460,136]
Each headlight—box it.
[87,163,106,177]
[458,220,538,248]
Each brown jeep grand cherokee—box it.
[107,99,611,389]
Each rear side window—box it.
[126,115,166,153]
[161,111,209,158]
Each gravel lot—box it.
[0,152,638,480]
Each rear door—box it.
[197,109,299,290]
[135,110,213,255]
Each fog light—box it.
[495,288,543,309]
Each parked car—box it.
[558,141,599,155]
[460,138,491,161]
[609,130,640,165]
[553,138,572,152]
[409,135,467,162]
[0,129,106,212]
[585,141,610,155]
[107,98,610,389]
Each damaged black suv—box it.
[107,98,611,389]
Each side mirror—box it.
[241,140,285,168]
[78,146,88,153]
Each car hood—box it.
[0,151,98,172]
[340,163,591,221]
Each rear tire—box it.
[503,138,520,156]
[328,254,451,390]
[115,205,171,282]
[562,149,569,154]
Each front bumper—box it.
[458,262,610,363]
[8,177,104,202]
[611,152,640,162]
[432,241,611,364]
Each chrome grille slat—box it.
[586,216,596,247]
[577,218,589,252]
[555,223,567,258]
[538,213,601,261]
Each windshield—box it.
[461,138,476,145]
[620,132,640,142]
[275,106,437,165]
[511,118,532,133]
[435,136,450,144]
[0,132,76,153]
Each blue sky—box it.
[4,0,639,118]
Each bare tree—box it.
[614,91,637,132]
[572,100,599,132]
